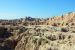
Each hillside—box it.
[0,12,75,50]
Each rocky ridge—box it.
[0,12,75,26]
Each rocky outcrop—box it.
[46,12,75,26]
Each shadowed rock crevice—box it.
[0,27,17,50]
[0,27,12,38]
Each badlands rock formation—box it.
[0,12,75,26]
[0,12,75,50]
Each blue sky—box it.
[0,0,75,19]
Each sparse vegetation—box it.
[61,27,69,32]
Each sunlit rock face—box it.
[46,12,75,26]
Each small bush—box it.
[61,28,69,32]
[52,23,58,26]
